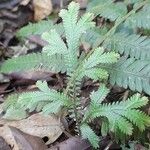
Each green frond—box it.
[2,94,18,110]
[59,2,95,72]
[83,85,109,122]
[124,0,143,4]
[0,53,67,73]
[42,101,62,115]
[101,120,109,136]
[42,30,68,56]
[104,33,150,59]
[36,81,72,106]
[17,91,71,111]
[17,91,52,110]
[2,94,28,120]
[81,27,108,47]
[16,81,72,112]
[90,84,109,104]
[59,2,80,71]
[77,13,95,33]
[80,124,99,148]
[114,117,133,135]
[119,94,148,109]
[36,102,49,112]
[100,57,150,95]
[2,107,28,120]
[83,47,119,69]
[84,68,108,81]
[87,0,127,21]
[36,80,50,92]
[86,94,150,135]
[125,4,150,29]
[122,109,150,131]
[16,20,64,39]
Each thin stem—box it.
[72,82,81,135]
[104,141,113,150]
[65,0,147,95]
[60,0,64,9]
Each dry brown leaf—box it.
[49,137,91,150]
[33,0,53,21]
[8,71,54,81]
[0,113,63,150]
[10,126,47,150]
[20,0,31,6]
[75,0,87,8]
[0,137,11,150]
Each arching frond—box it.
[90,84,109,104]
[124,0,143,4]
[59,2,95,72]
[85,93,150,135]
[100,57,150,95]
[0,53,67,73]
[104,33,150,59]
[42,30,68,56]
[87,0,127,21]
[2,94,28,120]
[80,124,99,148]
[16,20,64,39]
[125,4,150,29]
[83,47,119,69]
[84,68,108,81]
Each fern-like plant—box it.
[0,1,150,149]
[84,0,150,95]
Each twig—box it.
[122,90,129,101]
[60,0,64,8]
[104,141,113,150]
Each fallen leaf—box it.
[49,137,91,150]
[0,137,11,150]
[20,0,31,6]
[0,83,9,94]
[10,126,47,150]
[7,71,54,81]
[33,0,53,21]
[0,113,63,149]
[75,0,88,9]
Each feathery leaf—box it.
[86,94,150,135]
[0,53,67,73]
[87,0,127,21]
[42,30,68,56]
[42,101,62,115]
[16,20,63,39]
[90,84,109,104]
[2,94,28,120]
[83,47,119,69]
[100,57,150,95]
[104,33,150,59]
[80,124,99,148]
[59,2,95,72]
[125,4,150,29]
[84,68,108,81]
